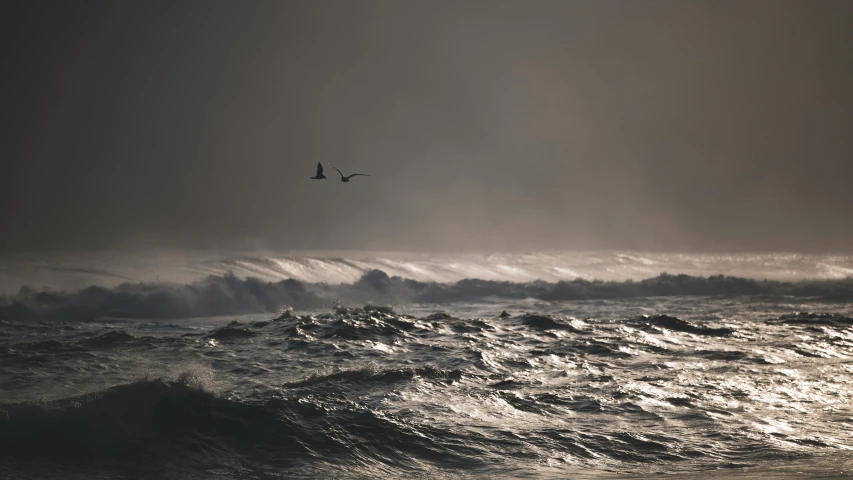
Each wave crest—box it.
[0,376,214,459]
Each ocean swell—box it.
[0,374,479,474]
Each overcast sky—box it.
[2,0,851,253]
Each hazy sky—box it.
[2,0,852,253]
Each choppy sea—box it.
[2,251,853,478]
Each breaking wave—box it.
[2,270,852,322]
[4,251,853,294]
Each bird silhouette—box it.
[333,166,370,182]
[310,162,326,179]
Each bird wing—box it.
[333,166,345,178]
[345,174,370,179]
[315,163,324,175]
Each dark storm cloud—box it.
[2,0,851,253]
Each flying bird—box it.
[333,166,370,183]
[310,162,326,179]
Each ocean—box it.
[2,251,853,479]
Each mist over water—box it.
[2,1,852,253]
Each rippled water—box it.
[3,293,853,478]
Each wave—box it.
[2,270,852,322]
[0,374,479,473]
[634,314,736,337]
[520,313,585,332]
[774,312,853,327]
[0,375,213,460]
[281,366,464,389]
[4,251,853,294]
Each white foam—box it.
[2,250,853,293]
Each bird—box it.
[310,162,326,179]
[333,166,370,182]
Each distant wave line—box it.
[2,270,852,322]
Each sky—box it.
[1,0,852,253]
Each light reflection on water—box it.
[2,295,852,477]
